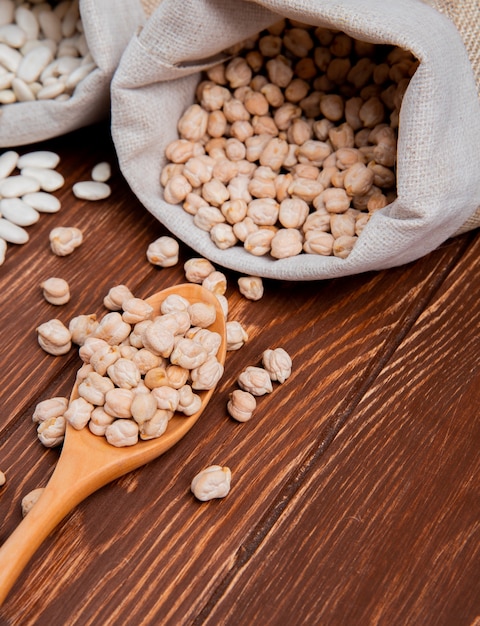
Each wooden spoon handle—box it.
[0,468,84,606]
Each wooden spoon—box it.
[0,283,226,606]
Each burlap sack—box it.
[0,0,146,148]
[111,0,480,280]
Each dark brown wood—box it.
[0,123,478,626]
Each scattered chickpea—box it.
[184,257,216,283]
[146,236,179,268]
[0,470,6,488]
[202,270,227,295]
[37,415,66,447]
[226,320,248,351]
[238,276,264,301]
[32,397,68,423]
[237,365,273,396]
[36,318,72,355]
[103,284,135,311]
[40,277,70,305]
[105,419,139,447]
[64,397,94,430]
[191,465,232,501]
[21,488,45,517]
[227,389,256,422]
[69,314,98,346]
[262,348,292,383]
[49,226,83,256]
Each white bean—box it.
[64,62,95,89]
[16,45,53,83]
[0,197,40,226]
[72,181,111,200]
[0,88,15,103]
[91,161,111,183]
[15,6,40,40]
[11,76,35,101]
[22,191,61,213]
[0,150,18,179]
[0,218,29,244]
[0,24,27,49]
[0,237,6,264]
[61,4,79,39]
[17,150,60,169]
[36,80,65,99]
[0,42,22,72]
[0,70,14,89]
[0,3,95,105]
[20,166,64,192]
[38,11,62,43]
[0,1,15,27]
[0,175,40,197]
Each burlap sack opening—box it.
[0,0,146,148]
[111,0,480,281]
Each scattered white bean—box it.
[0,41,21,72]
[0,150,18,179]
[0,174,40,197]
[0,238,6,264]
[91,161,111,183]
[0,217,29,243]
[0,197,39,226]
[22,191,60,213]
[20,166,64,192]
[17,150,60,169]
[72,180,111,201]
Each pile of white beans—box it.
[0,0,96,104]
[0,149,63,262]
[0,150,112,264]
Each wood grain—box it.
[199,237,480,626]
[0,123,478,625]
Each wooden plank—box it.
[0,124,169,425]
[1,238,471,624]
[199,233,480,626]
[0,123,476,623]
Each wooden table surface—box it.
[0,122,478,626]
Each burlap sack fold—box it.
[111,0,480,281]
[0,0,146,148]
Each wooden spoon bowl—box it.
[0,283,226,606]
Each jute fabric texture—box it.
[0,0,146,147]
[112,0,480,280]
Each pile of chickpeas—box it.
[161,19,418,260]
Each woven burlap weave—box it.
[423,0,480,233]
[0,0,146,147]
